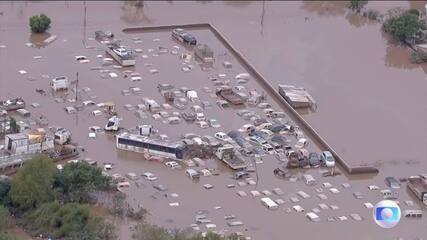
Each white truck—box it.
[51,76,70,91]
[54,128,71,145]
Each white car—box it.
[214,132,232,142]
[196,113,206,121]
[320,151,335,168]
[165,161,180,168]
[197,121,209,129]
[113,47,129,57]
[208,119,221,128]
[191,105,203,113]
[295,138,308,149]
[142,172,158,181]
[82,100,96,107]
[262,144,275,154]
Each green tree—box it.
[0,179,11,206]
[349,0,367,12]
[54,161,111,203]
[9,117,17,133]
[383,11,426,42]
[0,205,10,231]
[29,14,51,33]
[10,155,56,210]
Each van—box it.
[260,197,279,210]
[303,174,316,186]
[186,169,200,180]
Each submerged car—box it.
[308,152,320,167]
[142,172,157,181]
[320,151,335,168]
[233,171,249,180]
[171,28,197,45]
[153,184,168,192]
[165,161,180,169]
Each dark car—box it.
[233,171,249,180]
[201,135,221,148]
[153,184,168,192]
[172,28,197,45]
[239,147,253,157]
[181,112,196,122]
[309,152,320,167]
[273,166,289,178]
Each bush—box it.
[0,234,15,240]
[407,9,420,17]
[383,11,426,42]
[22,202,90,238]
[364,9,380,20]
[410,50,427,63]
[0,205,10,231]
[29,14,51,33]
[0,179,11,206]
[132,223,171,240]
[349,0,368,12]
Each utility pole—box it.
[75,72,79,126]
[75,72,79,103]
[83,1,87,47]
[260,0,265,36]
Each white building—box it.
[4,131,54,155]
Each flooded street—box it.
[0,1,426,240]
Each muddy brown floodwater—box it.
[0,1,426,240]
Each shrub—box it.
[29,14,51,33]
[0,205,10,231]
[0,179,11,206]
[0,234,15,240]
[383,11,426,42]
[410,50,427,63]
[407,9,420,17]
[364,9,380,20]
[349,0,368,12]
[22,202,90,238]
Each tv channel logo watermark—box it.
[373,200,401,228]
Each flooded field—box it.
[0,1,426,240]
